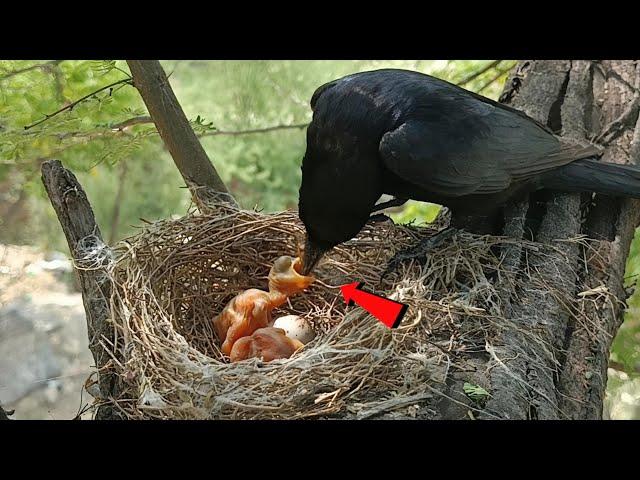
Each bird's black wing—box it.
[379,100,600,197]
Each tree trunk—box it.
[441,60,640,420]
[41,160,122,420]
[126,60,236,209]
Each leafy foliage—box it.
[1,60,516,249]
[611,228,640,376]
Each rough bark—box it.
[126,60,236,209]
[467,60,640,419]
[41,160,121,420]
[557,61,640,418]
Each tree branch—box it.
[41,159,121,419]
[477,67,513,94]
[126,60,235,208]
[24,77,133,130]
[13,119,310,176]
[110,115,152,131]
[456,60,502,87]
[39,118,308,141]
[0,60,63,82]
[201,122,308,137]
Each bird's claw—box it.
[379,227,458,284]
[379,245,428,284]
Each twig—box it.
[0,60,63,82]
[26,119,308,142]
[201,122,308,137]
[111,65,132,79]
[110,116,152,131]
[478,67,513,94]
[456,60,502,87]
[609,360,640,374]
[14,118,310,172]
[24,77,133,130]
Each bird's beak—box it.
[300,237,329,275]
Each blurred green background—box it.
[1,60,638,418]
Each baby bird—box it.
[213,256,314,357]
[229,327,305,362]
[213,288,273,356]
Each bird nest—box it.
[92,202,609,420]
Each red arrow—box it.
[339,281,408,329]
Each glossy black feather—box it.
[298,68,638,250]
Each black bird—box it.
[298,68,640,275]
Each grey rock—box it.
[0,327,62,404]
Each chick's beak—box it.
[300,237,329,275]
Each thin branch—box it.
[110,115,152,131]
[0,60,63,82]
[36,117,151,141]
[478,67,513,94]
[10,118,311,173]
[26,119,308,144]
[201,122,309,137]
[609,360,640,374]
[87,117,307,137]
[23,77,133,130]
[111,65,132,79]
[456,60,502,87]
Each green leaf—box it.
[463,382,490,401]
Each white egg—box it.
[272,315,316,344]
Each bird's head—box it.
[298,77,390,275]
[298,147,381,275]
[268,256,315,296]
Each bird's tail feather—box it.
[542,157,640,199]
